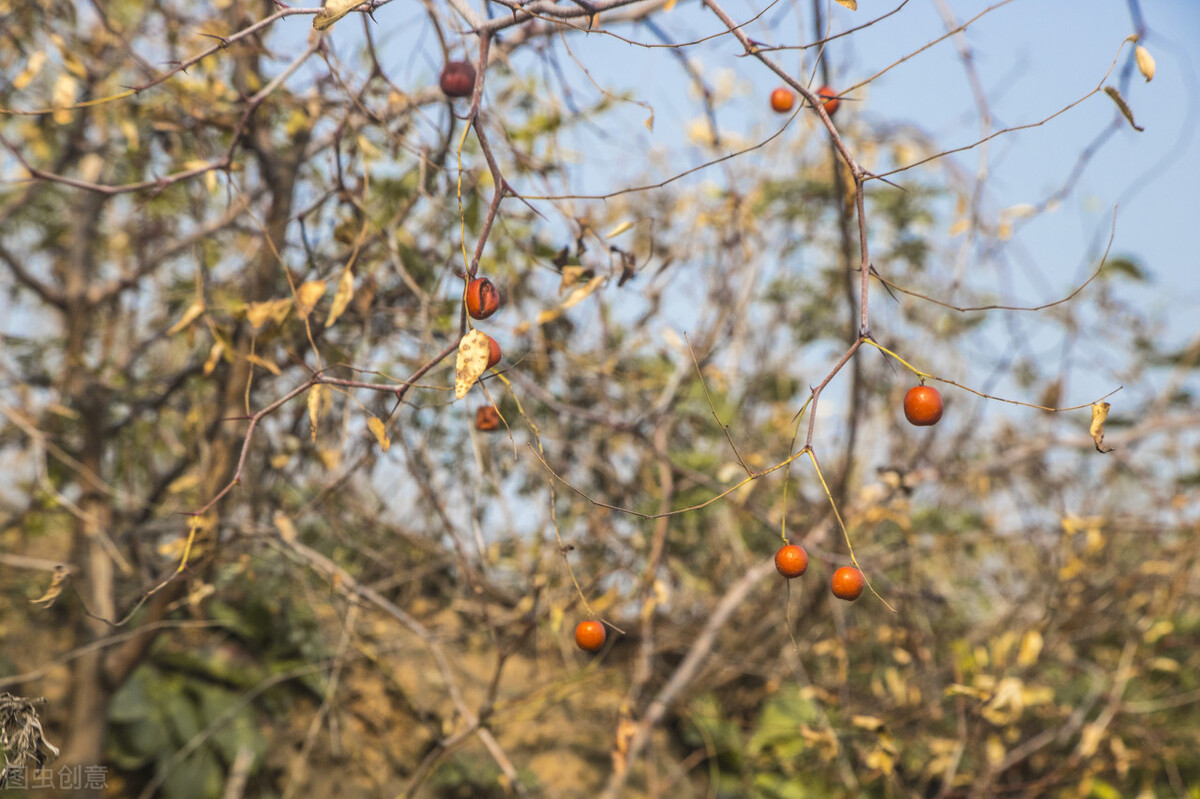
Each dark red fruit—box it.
[475,405,501,431]
[439,61,476,98]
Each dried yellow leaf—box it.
[1090,401,1114,453]
[834,0,857,8]
[1135,45,1155,82]
[295,279,327,318]
[165,473,201,495]
[51,74,77,124]
[1149,657,1179,673]
[246,298,292,330]
[605,220,634,239]
[317,448,341,470]
[30,565,69,608]
[273,511,298,543]
[245,353,281,376]
[1142,619,1173,644]
[851,715,885,731]
[560,275,605,310]
[308,384,328,441]
[986,735,1005,767]
[1016,630,1043,668]
[13,51,47,91]
[313,0,368,29]
[167,300,205,336]
[454,330,492,399]
[1078,723,1103,757]
[325,267,355,329]
[558,266,588,294]
[367,416,391,451]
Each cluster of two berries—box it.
[770,84,842,116]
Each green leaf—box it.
[1104,256,1147,281]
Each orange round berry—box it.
[816,85,840,116]
[475,405,501,431]
[770,87,795,114]
[484,335,501,370]
[466,277,501,320]
[903,385,943,426]
[774,544,809,579]
[831,566,864,601]
[575,620,606,652]
[439,61,477,98]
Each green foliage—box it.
[108,664,266,799]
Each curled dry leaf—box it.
[367,416,391,451]
[611,710,638,776]
[29,565,69,608]
[245,353,281,376]
[560,274,606,311]
[166,300,205,336]
[1090,401,1114,453]
[1135,45,1155,82]
[1103,86,1144,132]
[313,0,368,30]
[834,0,858,9]
[558,265,590,294]
[605,220,634,239]
[308,384,329,442]
[454,330,492,399]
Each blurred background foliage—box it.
[1,0,1198,796]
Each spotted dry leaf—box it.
[454,330,492,399]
